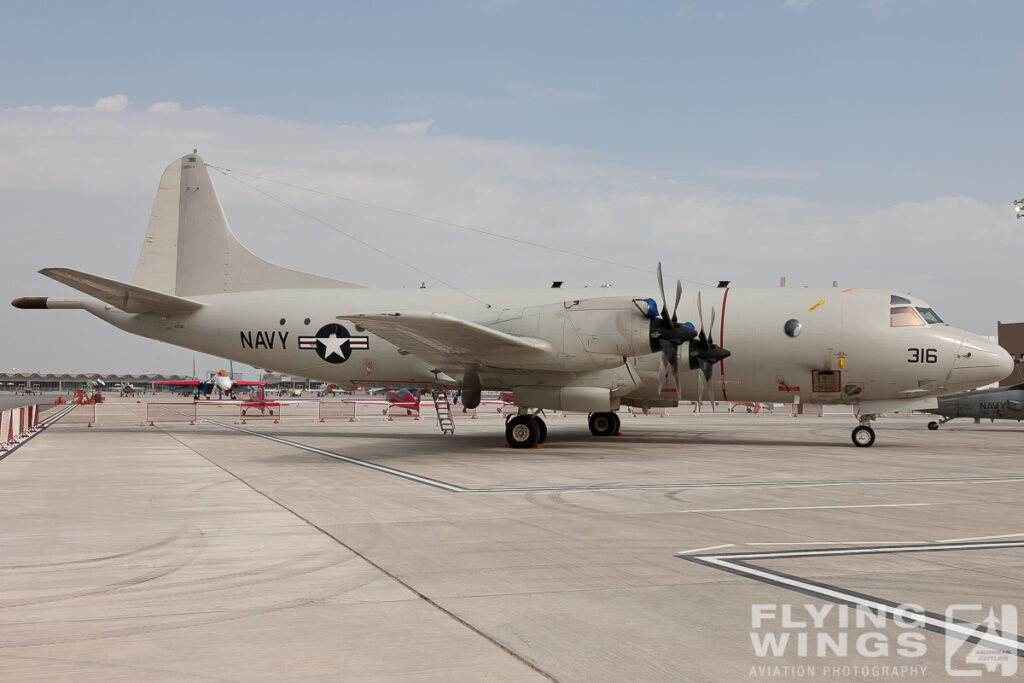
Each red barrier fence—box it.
[318,401,360,422]
[240,402,281,424]
[1,403,51,451]
[386,404,420,420]
[147,403,196,426]
[51,403,95,426]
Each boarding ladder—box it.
[433,389,456,435]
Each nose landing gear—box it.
[851,412,878,447]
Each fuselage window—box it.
[890,306,926,327]
[890,294,912,305]
[915,307,943,324]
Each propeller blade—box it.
[673,280,682,322]
[708,306,716,344]
[696,373,704,415]
[657,262,667,319]
[697,291,704,332]
[706,372,716,412]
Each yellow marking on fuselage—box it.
[841,288,857,293]
[809,300,825,312]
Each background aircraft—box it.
[155,369,267,400]
[12,152,1014,448]
[923,383,1024,429]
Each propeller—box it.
[689,291,731,410]
[651,263,698,394]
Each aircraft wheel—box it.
[611,412,621,435]
[506,415,541,449]
[851,425,876,447]
[927,421,939,431]
[588,412,617,437]
[536,417,548,444]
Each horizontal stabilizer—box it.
[340,311,554,369]
[40,268,203,314]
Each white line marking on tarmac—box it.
[679,540,1024,658]
[696,555,1023,656]
[206,420,469,492]
[938,533,1024,542]
[677,543,735,554]
[745,541,931,546]
[685,539,1024,561]
[676,503,930,513]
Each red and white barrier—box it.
[318,401,361,422]
[386,404,420,420]
[147,402,196,426]
[1,403,48,451]
[628,406,666,417]
[240,402,281,424]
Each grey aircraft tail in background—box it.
[923,383,1024,429]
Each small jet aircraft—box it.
[155,369,266,400]
[922,383,1024,429]
[239,386,284,418]
[12,152,1015,447]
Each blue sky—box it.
[1,0,1022,373]
[5,0,1021,205]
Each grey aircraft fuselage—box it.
[924,383,1024,427]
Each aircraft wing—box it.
[153,380,201,387]
[340,311,555,369]
[40,268,203,314]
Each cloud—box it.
[148,101,182,113]
[382,119,434,135]
[48,93,130,112]
[783,0,815,7]
[0,96,1017,373]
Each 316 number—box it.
[907,348,937,363]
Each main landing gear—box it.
[505,414,547,449]
[588,411,620,437]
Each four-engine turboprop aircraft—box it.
[11,152,1015,447]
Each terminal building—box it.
[0,373,191,393]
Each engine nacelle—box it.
[480,296,655,372]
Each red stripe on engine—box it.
[719,288,730,402]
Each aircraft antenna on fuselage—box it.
[206,163,716,288]
[207,164,494,309]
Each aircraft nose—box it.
[949,333,1014,389]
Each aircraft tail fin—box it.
[133,152,365,296]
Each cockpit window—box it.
[890,294,912,305]
[890,306,926,327]
[915,307,943,324]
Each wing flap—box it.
[40,268,202,314]
[340,311,554,368]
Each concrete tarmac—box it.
[2,397,1022,681]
